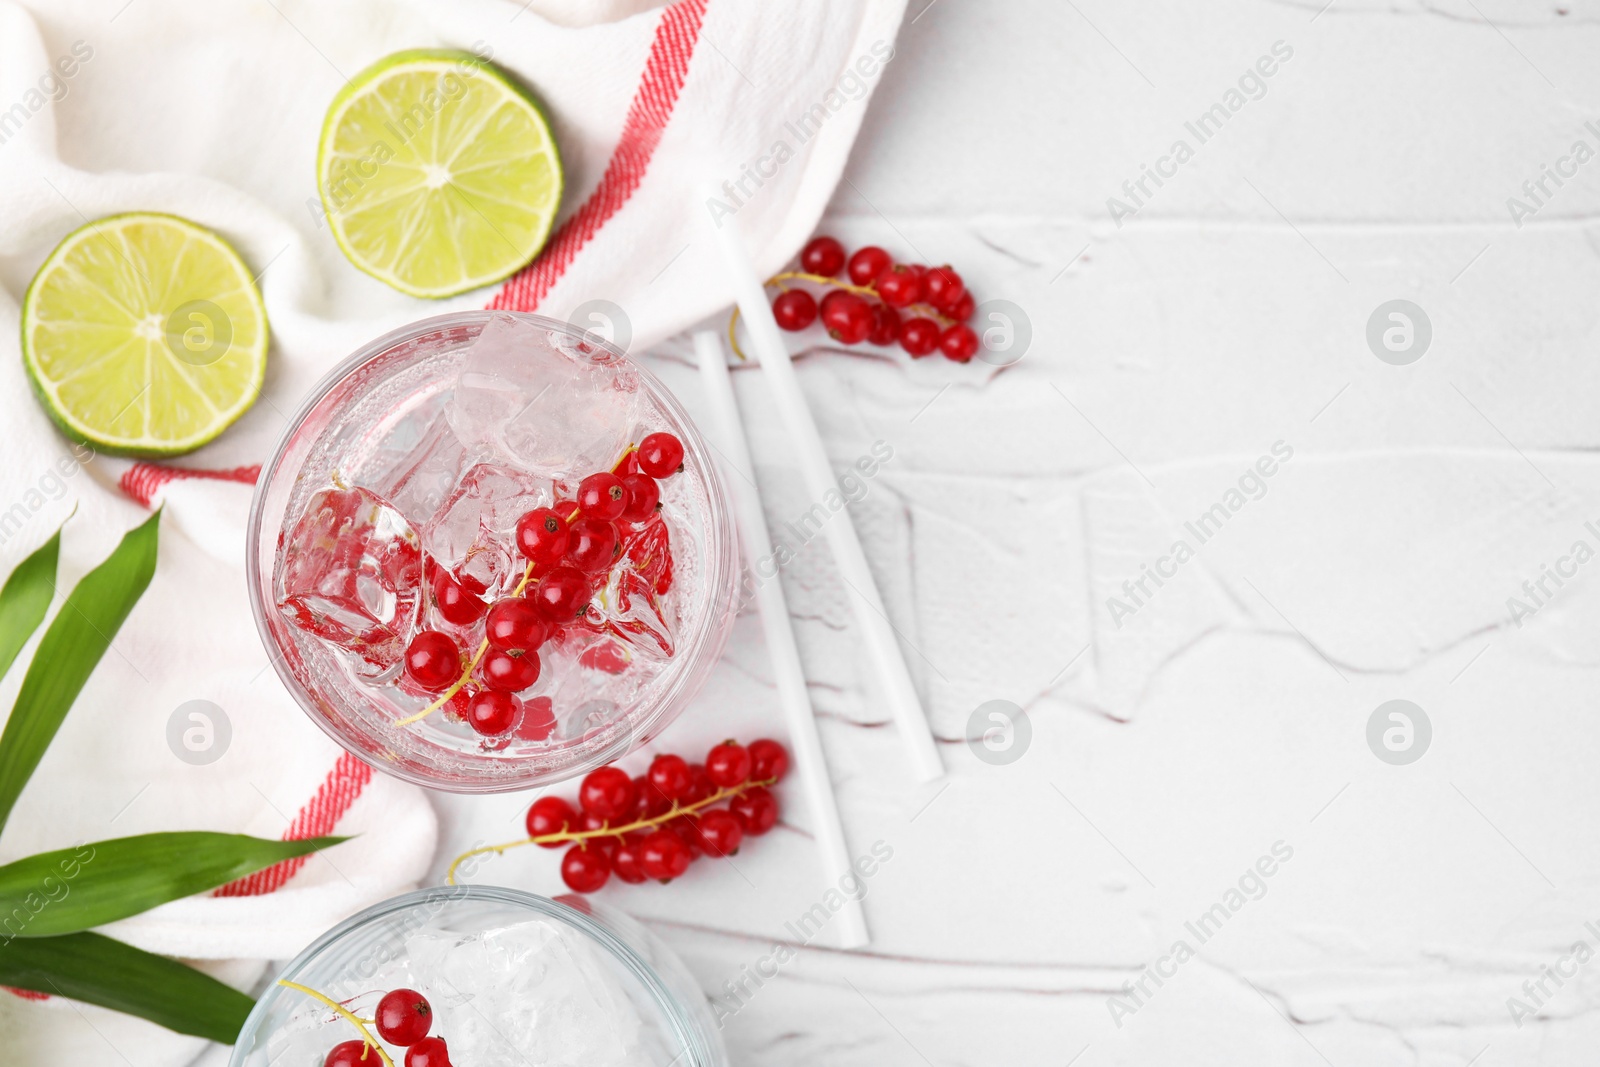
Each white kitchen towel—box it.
[0,0,904,1062]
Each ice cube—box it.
[370,407,468,528]
[276,486,423,670]
[593,572,674,659]
[586,518,676,658]
[538,641,642,742]
[447,312,645,478]
[424,462,552,596]
[406,918,642,1067]
[264,1000,346,1067]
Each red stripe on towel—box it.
[487,0,710,313]
[119,463,261,508]
[214,752,373,897]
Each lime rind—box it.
[317,50,565,299]
[20,212,269,458]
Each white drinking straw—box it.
[699,200,944,783]
[694,330,869,949]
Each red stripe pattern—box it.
[214,752,373,897]
[488,0,710,313]
[119,462,261,508]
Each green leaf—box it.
[0,526,61,684]
[0,832,348,937]
[0,510,159,833]
[0,930,252,1043]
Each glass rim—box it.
[245,310,738,793]
[229,884,715,1066]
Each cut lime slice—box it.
[21,212,270,458]
[318,50,564,299]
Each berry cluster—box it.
[447,739,790,891]
[283,981,447,1067]
[763,236,980,362]
[395,433,686,736]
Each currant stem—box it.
[276,980,395,1067]
[445,776,777,885]
[394,443,640,730]
[727,270,953,360]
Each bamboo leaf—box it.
[0,930,253,1043]
[0,833,348,937]
[0,510,159,833]
[0,526,61,683]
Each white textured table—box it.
[436,2,1600,1064]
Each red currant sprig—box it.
[446,739,791,890]
[394,436,684,733]
[278,980,456,1067]
[733,236,980,363]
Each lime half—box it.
[22,212,269,458]
[318,50,564,298]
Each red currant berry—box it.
[875,264,923,308]
[898,316,941,358]
[706,741,752,787]
[800,235,846,277]
[648,754,693,800]
[480,647,540,692]
[633,775,674,818]
[748,738,790,783]
[526,796,576,845]
[772,289,818,331]
[696,808,744,857]
[375,988,432,1046]
[847,245,892,287]
[618,473,660,524]
[566,518,619,572]
[639,828,692,881]
[404,631,461,691]
[612,833,648,883]
[868,302,901,346]
[818,289,850,324]
[404,1037,451,1067]
[820,290,873,344]
[485,598,547,655]
[682,763,714,804]
[730,786,779,835]
[669,814,704,859]
[444,686,473,724]
[516,508,570,564]
[529,567,592,620]
[575,810,620,857]
[515,695,557,741]
[939,323,980,363]
[561,843,612,893]
[947,289,976,322]
[922,265,965,311]
[466,690,521,736]
[579,766,636,820]
[325,1041,376,1067]
[637,433,685,478]
[577,472,628,521]
[432,570,486,625]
